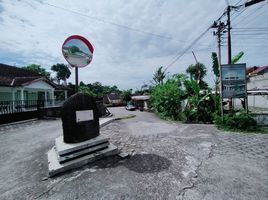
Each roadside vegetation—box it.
[149,52,262,133]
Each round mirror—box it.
[62,35,94,68]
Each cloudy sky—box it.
[0,0,267,90]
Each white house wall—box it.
[24,80,54,90]
[247,74,268,90]
[248,95,268,109]
[0,80,55,102]
[247,74,268,109]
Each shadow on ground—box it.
[51,153,172,178]
[123,154,172,173]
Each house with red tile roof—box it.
[0,63,68,107]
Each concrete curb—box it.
[114,114,136,120]
[99,117,115,128]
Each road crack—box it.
[178,161,203,199]
[178,143,216,199]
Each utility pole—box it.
[212,21,225,118]
[227,5,233,109]
[227,6,232,65]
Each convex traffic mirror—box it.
[62,35,94,68]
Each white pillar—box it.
[20,89,24,101]
[144,101,148,109]
[64,90,67,100]
[20,88,24,110]
[12,89,15,110]
[51,89,55,106]
[44,90,47,107]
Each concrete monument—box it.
[61,93,99,143]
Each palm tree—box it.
[186,62,208,89]
[51,63,71,85]
[153,66,167,85]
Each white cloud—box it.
[0,0,267,89]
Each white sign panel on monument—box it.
[76,110,94,122]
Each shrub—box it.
[150,80,184,120]
[214,111,259,132]
[183,80,220,123]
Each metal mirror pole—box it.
[75,66,79,93]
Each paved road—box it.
[0,107,267,200]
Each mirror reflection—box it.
[62,39,93,67]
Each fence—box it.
[0,99,111,125]
[0,100,65,115]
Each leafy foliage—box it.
[214,111,259,132]
[186,62,208,89]
[231,51,244,64]
[186,62,207,81]
[152,66,167,85]
[183,80,220,123]
[211,52,219,78]
[76,82,121,97]
[211,52,220,93]
[79,85,96,97]
[121,90,132,103]
[51,63,71,85]
[150,75,185,120]
[23,64,51,79]
[69,46,82,54]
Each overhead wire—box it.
[25,0,193,45]
[164,28,211,70]
[232,1,268,26]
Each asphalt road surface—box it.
[0,107,267,200]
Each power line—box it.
[235,0,245,5]
[233,27,268,29]
[165,28,211,70]
[26,0,190,44]
[232,33,268,35]
[232,1,267,26]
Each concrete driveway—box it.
[0,107,267,200]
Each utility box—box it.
[61,93,99,143]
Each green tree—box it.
[150,75,185,120]
[120,90,132,103]
[183,80,218,123]
[23,64,51,79]
[80,82,121,97]
[51,63,71,85]
[153,66,167,85]
[69,46,82,54]
[186,62,208,89]
[79,85,96,97]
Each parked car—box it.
[125,103,136,111]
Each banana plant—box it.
[231,51,244,64]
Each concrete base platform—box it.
[55,135,109,156]
[48,143,118,177]
[47,117,118,177]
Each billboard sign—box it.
[221,63,247,98]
